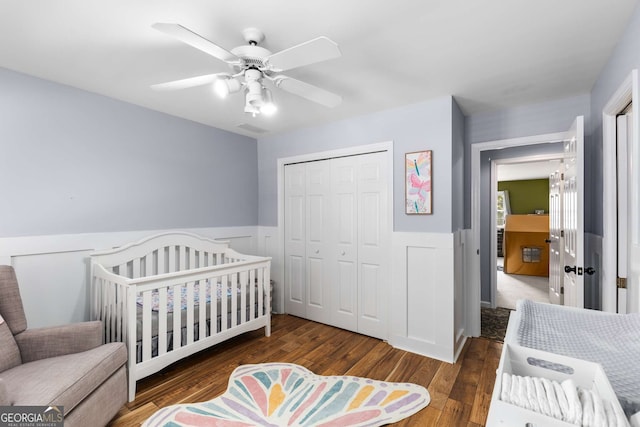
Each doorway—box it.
[492,157,562,309]
[469,119,584,337]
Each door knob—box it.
[585,267,596,275]
[564,265,577,274]
[315,249,319,254]
[341,251,346,256]
[545,239,552,243]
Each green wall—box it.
[498,179,549,214]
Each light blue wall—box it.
[0,68,258,237]
[451,99,465,231]
[590,1,640,236]
[258,96,458,233]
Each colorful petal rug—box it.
[143,362,430,427]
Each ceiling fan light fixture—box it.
[261,88,277,115]
[213,76,241,98]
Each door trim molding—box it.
[276,141,394,324]
[602,69,639,313]
[470,131,568,336]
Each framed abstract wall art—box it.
[405,150,432,214]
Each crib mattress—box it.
[515,300,640,417]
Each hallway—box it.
[496,257,549,309]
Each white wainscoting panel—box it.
[390,231,463,363]
[0,226,259,328]
[258,226,282,313]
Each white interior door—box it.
[548,169,564,305]
[305,160,331,324]
[356,152,388,339]
[619,105,640,313]
[562,116,585,308]
[331,156,358,331]
[284,164,307,317]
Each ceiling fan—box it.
[151,23,343,116]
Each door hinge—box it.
[617,277,628,289]
[560,230,564,237]
[561,173,564,180]
[561,286,564,294]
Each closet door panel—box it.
[357,152,388,339]
[305,160,331,324]
[331,158,358,330]
[284,164,306,317]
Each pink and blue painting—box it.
[405,150,432,214]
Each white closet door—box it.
[330,156,358,331]
[284,164,307,317]
[305,160,332,324]
[357,152,389,339]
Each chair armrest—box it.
[15,321,102,363]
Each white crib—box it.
[89,232,271,402]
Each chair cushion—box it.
[0,342,126,414]
[0,266,28,335]
[0,315,21,372]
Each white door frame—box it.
[276,141,394,323]
[470,132,567,336]
[489,154,563,308]
[602,69,639,313]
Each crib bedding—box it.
[135,286,264,341]
[135,280,241,312]
[515,299,640,417]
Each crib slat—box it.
[239,271,248,323]
[199,279,207,339]
[257,267,264,318]
[198,251,204,269]
[132,259,141,279]
[144,253,153,276]
[186,281,194,345]
[168,246,176,273]
[116,284,123,342]
[158,287,167,356]
[157,247,166,274]
[220,275,228,332]
[119,262,128,278]
[249,269,256,321]
[172,284,181,351]
[211,275,218,334]
[179,246,186,272]
[230,273,238,328]
[142,290,152,362]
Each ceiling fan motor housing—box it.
[231,45,272,71]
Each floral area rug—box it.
[143,362,430,427]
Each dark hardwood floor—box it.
[108,314,502,426]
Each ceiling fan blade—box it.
[267,37,341,72]
[151,73,224,91]
[275,76,342,108]
[152,23,240,64]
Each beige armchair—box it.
[0,266,127,426]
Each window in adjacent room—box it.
[497,190,511,228]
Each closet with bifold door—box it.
[284,151,389,339]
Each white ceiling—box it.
[497,160,562,181]
[1,0,637,137]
